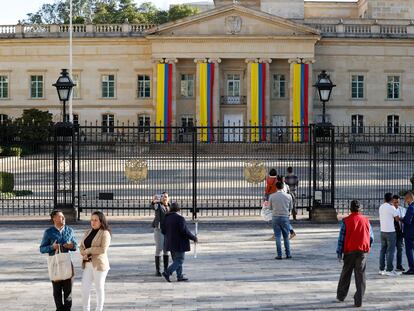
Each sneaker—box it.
[177,277,189,282]
[402,270,414,275]
[161,271,171,282]
[396,266,405,272]
[286,255,292,259]
[275,256,283,260]
[384,270,400,277]
[289,232,296,240]
[378,270,386,275]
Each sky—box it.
[0,0,358,25]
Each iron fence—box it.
[1,124,414,217]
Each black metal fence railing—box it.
[1,124,414,217]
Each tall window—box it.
[30,75,44,98]
[387,76,400,100]
[137,75,151,98]
[351,75,364,99]
[227,74,240,96]
[72,73,80,99]
[102,114,114,133]
[0,75,9,99]
[387,115,399,134]
[101,75,115,98]
[0,114,8,124]
[64,113,79,125]
[272,74,286,98]
[180,74,194,98]
[138,115,151,133]
[181,115,194,131]
[351,114,364,134]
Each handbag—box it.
[261,201,273,222]
[47,246,73,282]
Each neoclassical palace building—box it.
[1,0,414,136]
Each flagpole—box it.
[68,0,73,123]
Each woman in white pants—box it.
[80,211,111,311]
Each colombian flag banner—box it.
[199,62,215,142]
[293,63,309,142]
[250,63,267,142]
[156,63,173,142]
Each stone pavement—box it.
[0,217,413,311]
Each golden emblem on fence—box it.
[125,159,148,182]
[244,160,266,184]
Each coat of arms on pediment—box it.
[225,15,242,34]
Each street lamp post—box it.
[52,69,77,222]
[53,69,76,123]
[313,70,336,124]
[311,70,337,223]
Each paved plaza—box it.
[1,217,413,311]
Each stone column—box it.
[245,58,272,126]
[288,58,301,126]
[303,58,315,125]
[194,58,207,126]
[259,58,272,126]
[152,58,178,140]
[209,58,221,127]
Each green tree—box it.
[23,1,199,25]
[14,109,54,143]
[168,4,199,22]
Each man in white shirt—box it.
[392,195,406,272]
[379,193,400,276]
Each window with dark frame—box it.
[137,75,151,98]
[138,115,151,133]
[351,114,364,134]
[102,114,114,133]
[387,115,399,134]
[102,74,115,98]
[351,75,364,99]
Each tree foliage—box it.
[23,0,200,25]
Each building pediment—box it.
[147,4,319,38]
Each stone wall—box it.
[366,0,414,19]
[261,0,304,19]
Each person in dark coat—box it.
[161,203,198,282]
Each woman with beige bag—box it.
[80,211,111,311]
[40,210,78,311]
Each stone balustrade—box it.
[0,23,156,38]
[0,19,413,38]
[301,18,414,37]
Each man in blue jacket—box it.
[161,203,198,282]
[402,191,414,275]
[40,210,78,311]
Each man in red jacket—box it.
[336,200,374,308]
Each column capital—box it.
[288,58,302,64]
[245,58,258,64]
[288,58,315,64]
[302,58,316,64]
[258,58,272,64]
[151,58,178,64]
[208,58,222,64]
[194,58,208,63]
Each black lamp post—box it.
[313,70,336,124]
[53,69,76,122]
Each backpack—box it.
[265,177,277,195]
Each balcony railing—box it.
[0,23,156,38]
[221,96,246,105]
[301,18,414,38]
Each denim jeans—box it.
[379,232,396,272]
[272,216,291,257]
[396,235,404,268]
[405,237,414,271]
[167,251,185,279]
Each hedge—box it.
[0,172,14,193]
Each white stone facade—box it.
[0,0,413,128]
